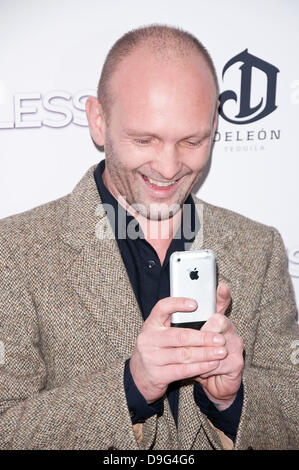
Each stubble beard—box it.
[104,135,198,221]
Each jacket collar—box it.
[59,163,236,252]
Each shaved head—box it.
[97,24,219,150]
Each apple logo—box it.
[189,268,199,280]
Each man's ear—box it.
[85,96,106,147]
[213,100,219,132]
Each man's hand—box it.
[130,297,228,404]
[194,283,244,410]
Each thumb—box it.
[216,282,231,315]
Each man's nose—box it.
[151,144,182,180]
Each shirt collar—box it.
[93,159,199,244]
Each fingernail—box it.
[185,300,197,309]
[219,284,226,296]
[213,335,225,345]
[215,347,225,356]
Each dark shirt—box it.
[94,159,243,442]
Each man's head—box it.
[86,24,219,220]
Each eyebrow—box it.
[123,128,211,140]
[124,129,159,137]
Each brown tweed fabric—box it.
[0,164,298,450]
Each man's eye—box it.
[135,139,151,145]
[186,141,201,147]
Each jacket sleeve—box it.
[0,239,155,450]
[235,227,299,450]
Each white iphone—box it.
[170,249,216,330]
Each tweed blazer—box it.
[0,164,298,450]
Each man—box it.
[0,25,298,450]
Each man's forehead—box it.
[109,45,215,96]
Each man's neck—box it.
[135,210,183,265]
[102,168,183,265]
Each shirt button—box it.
[148,260,156,269]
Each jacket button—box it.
[247,446,254,450]
[108,446,117,450]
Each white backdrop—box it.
[0,0,298,318]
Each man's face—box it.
[97,48,217,220]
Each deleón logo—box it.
[219,49,280,124]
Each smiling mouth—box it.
[141,174,180,189]
[146,176,176,186]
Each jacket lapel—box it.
[177,195,249,449]
[189,195,249,323]
[59,164,143,359]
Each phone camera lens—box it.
[177,258,181,262]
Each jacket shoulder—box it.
[0,194,70,255]
[193,195,276,238]
[192,195,283,268]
